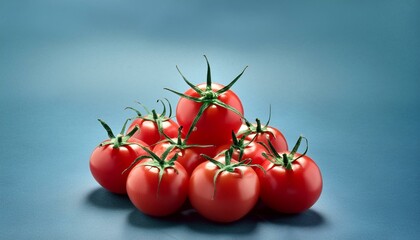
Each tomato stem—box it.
[283,153,292,170]
[151,109,158,121]
[255,118,263,132]
[114,134,123,148]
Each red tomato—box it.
[127,118,178,146]
[176,83,243,145]
[126,147,189,217]
[166,56,246,145]
[189,152,260,223]
[257,136,322,213]
[89,119,148,194]
[126,100,179,146]
[215,131,267,166]
[238,119,288,153]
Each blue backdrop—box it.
[1,1,419,239]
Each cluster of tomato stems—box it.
[98,55,308,196]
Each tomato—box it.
[256,136,322,213]
[127,118,178,147]
[176,83,243,145]
[165,56,246,145]
[126,100,179,146]
[189,150,260,223]
[89,119,148,194]
[238,118,288,153]
[153,141,203,176]
[126,146,189,217]
[215,131,268,166]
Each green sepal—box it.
[258,135,309,171]
[98,119,115,139]
[228,130,256,163]
[236,105,275,140]
[204,55,212,90]
[290,135,308,163]
[176,65,203,94]
[125,107,142,117]
[215,65,248,95]
[183,102,210,141]
[97,118,140,149]
[163,88,203,103]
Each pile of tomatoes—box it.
[89,57,323,223]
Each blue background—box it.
[1,1,419,239]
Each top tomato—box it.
[166,56,246,145]
[176,83,244,145]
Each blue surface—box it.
[1,1,420,239]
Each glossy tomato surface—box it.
[126,160,188,217]
[127,118,179,146]
[257,153,322,213]
[89,137,148,194]
[176,83,244,145]
[189,158,260,223]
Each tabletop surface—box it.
[1,1,419,239]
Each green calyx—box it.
[164,55,247,141]
[238,105,275,139]
[125,98,173,137]
[217,130,256,161]
[260,135,309,171]
[201,148,263,199]
[98,118,139,149]
[123,144,179,198]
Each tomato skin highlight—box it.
[257,153,322,213]
[189,159,260,223]
[176,83,244,145]
[89,137,148,194]
[126,160,189,217]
